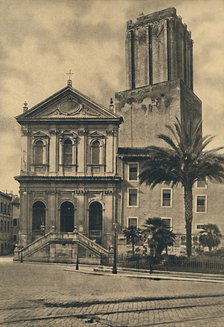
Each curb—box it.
[64,267,224,283]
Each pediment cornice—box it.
[16,86,122,123]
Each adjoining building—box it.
[14,8,224,263]
[11,196,20,250]
[0,191,12,255]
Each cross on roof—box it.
[66,69,74,80]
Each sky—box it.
[0,0,223,194]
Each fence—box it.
[117,255,224,274]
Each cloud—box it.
[0,0,223,192]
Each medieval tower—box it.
[15,8,212,262]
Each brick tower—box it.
[116,8,202,243]
[115,7,201,148]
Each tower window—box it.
[128,217,138,228]
[128,163,138,181]
[196,178,207,188]
[63,139,72,165]
[161,217,172,230]
[161,189,172,207]
[128,188,138,207]
[196,195,207,213]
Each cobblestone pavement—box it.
[0,258,224,326]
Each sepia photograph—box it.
[0,0,224,325]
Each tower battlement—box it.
[126,7,193,90]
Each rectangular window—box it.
[196,195,207,213]
[162,217,172,230]
[13,235,17,242]
[180,235,186,245]
[128,188,138,207]
[196,178,207,188]
[13,219,18,227]
[128,163,138,181]
[161,189,172,207]
[128,217,138,228]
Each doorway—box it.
[89,201,103,244]
[60,201,74,232]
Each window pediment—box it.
[89,131,105,139]
[59,130,78,141]
[33,131,49,139]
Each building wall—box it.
[17,103,121,249]
[115,80,201,148]
[11,199,20,249]
[126,8,193,90]
[20,123,118,178]
[119,159,224,249]
[19,180,116,249]
[0,192,12,255]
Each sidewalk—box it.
[65,264,224,283]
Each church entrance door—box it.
[32,201,46,239]
[60,201,74,232]
[89,201,103,245]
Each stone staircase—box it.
[14,229,109,264]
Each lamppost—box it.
[112,222,118,274]
[74,226,79,270]
[76,245,79,270]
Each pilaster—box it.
[49,129,57,175]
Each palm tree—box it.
[142,217,176,258]
[139,117,224,257]
[199,224,222,252]
[123,225,142,257]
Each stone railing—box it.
[14,228,109,261]
[14,231,52,260]
[76,231,109,256]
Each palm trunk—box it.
[131,241,135,257]
[184,185,193,257]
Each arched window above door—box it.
[32,132,49,174]
[59,131,78,175]
[91,140,100,165]
[63,139,73,165]
[34,140,44,165]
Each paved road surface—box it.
[0,257,224,326]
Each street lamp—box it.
[112,222,118,274]
[74,226,79,270]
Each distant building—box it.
[11,196,20,249]
[14,8,223,262]
[0,192,12,255]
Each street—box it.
[0,257,224,326]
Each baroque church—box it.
[14,8,220,263]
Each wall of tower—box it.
[126,7,193,90]
[115,79,201,148]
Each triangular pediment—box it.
[33,131,49,138]
[16,86,121,122]
[89,131,105,138]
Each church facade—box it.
[14,8,223,262]
[15,82,122,253]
